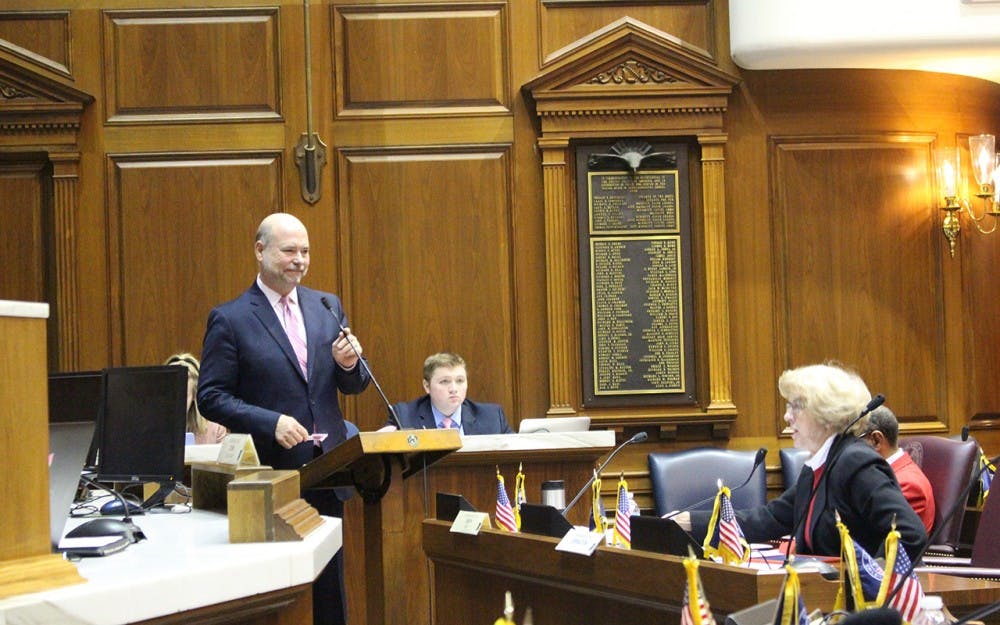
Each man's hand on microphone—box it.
[332,328,362,370]
[275,415,309,449]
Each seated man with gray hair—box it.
[859,405,935,533]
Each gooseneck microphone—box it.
[562,431,648,518]
[319,297,403,431]
[79,474,146,543]
[662,447,767,518]
[781,393,886,564]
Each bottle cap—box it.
[920,596,943,610]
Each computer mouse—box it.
[99,496,144,516]
[65,518,144,543]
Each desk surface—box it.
[0,509,341,625]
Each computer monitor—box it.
[95,365,187,510]
[48,370,104,468]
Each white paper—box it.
[555,527,604,555]
[450,511,490,535]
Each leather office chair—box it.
[916,482,1000,578]
[779,447,810,491]
[899,435,979,553]
[647,448,767,517]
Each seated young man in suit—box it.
[387,352,512,434]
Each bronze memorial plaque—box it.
[576,141,696,407]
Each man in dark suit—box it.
[388,352,512,434]
[197,212,370,625]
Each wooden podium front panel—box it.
[343,446,609,625]
[0,306,50,561]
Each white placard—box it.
[450,511,492,535]
[217,434,251,466]
[555,527,604,556]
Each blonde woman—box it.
[164,353,227,444]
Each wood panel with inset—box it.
[106,152,283,364]
[0,11,71,77]
[103,9,281,124]
[771,136,944,428]
[0,161,47,303]
[335,146,515,429]
[334,4,508,117]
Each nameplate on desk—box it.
[217,434,259,467]
[450,511,492,535]
[555,527,603,556]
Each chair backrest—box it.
[899,435,979,550]
[971,488,1000,567]
[647,448,767,517]
[779,447,810,491]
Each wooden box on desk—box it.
[190,461,269,512]
[227,469,323,543]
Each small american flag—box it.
[681,556,717,625]
[613,474,631,548]
[886,538,924,622]
[718,490,747,562]
[495,470,518,532]
[704,485,749,565]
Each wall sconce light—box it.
[938,134,1000,257]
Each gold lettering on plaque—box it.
[588,171,678,235]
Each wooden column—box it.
[539,137,578,416]
[698,135,736,412]
[51,152,82,371]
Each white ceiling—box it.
[729,0,1000,85]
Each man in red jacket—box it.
[860,406,936,533]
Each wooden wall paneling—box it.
[333,3,509,118]
[0,160,47,304]
[538,0,715,68]
[105,152,283,365]
[102,8,282,124]
[335,145,516,430]
[0,11,71,77]
[769,135,946,430]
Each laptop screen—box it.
[518,416,591,434]
[48,421,96,548]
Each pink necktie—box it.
[280,295,308,377]
[440,416,454,429]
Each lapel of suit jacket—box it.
[460,400,476,433]
[250,283,307,383]
[418,397,436,429]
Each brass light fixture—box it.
[938,134,1000,257]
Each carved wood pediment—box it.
[523,17,740,133]
[0,46,92,142]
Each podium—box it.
[337,431,614,625]
[298,428,462,625]
[0,301,83,598]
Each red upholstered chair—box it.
[899,435,979,554]
[916,481,1000,577]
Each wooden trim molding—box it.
[0,48,93,371]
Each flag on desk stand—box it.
[681,551,717,625]
[589,469,606,534]
[880,522,925,622]
[774,562,809,625]
[492,590,516,625]
[613,473,631,548]
[702,484,750,565]
[834,512,882,613]
[514,463,526,530]
[978,448,995,505]
[495,468,518,532]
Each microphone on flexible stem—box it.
[562,431,648,518]
[79,474,145,543]
[662,447,768,518]
[319,297,403,431]
[781,393,886,564]
[882,449,1000,609]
